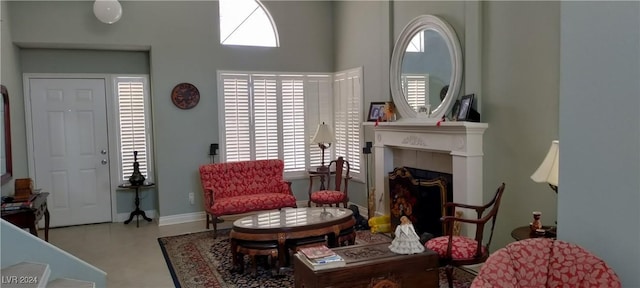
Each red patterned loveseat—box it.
[199,159,297,234]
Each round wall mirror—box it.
[390,15,463,121]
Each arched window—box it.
[219,0,279,47]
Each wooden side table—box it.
[1,192,50,241]
[511,225,557,241]
[118,182,154,227]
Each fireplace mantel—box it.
[365,121,488,217]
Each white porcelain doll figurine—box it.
[389,216,425,254]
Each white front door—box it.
[28,78,112,227]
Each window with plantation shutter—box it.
[333,68,363,181]
[221,74,251,162]
[218,71,331,177]
[115,76,152,182]
[305,76,333,169]
[402,74,429,110]
[253,76,279,160]
[281,77,306,172]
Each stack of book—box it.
[297,245,345,270]
[1,194,37,211]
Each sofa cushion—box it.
[212,193,297,216]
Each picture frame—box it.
[367,102,386,122]
[450,100,460,121]
[456,94,476,121]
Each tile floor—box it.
[41,215,481,287]
[44,217,233,288]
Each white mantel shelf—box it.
[364,120,489,234]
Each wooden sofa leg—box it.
[206,213,211,229]
[213,215,218,238]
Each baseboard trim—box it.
[158,212,206,226]
[116,210,157,223]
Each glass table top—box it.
[233,207,353,230]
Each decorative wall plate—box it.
[171,83,200,109]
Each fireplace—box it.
[389,167,453,237]
[368,121,488,236]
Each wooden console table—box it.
[294,241,439,288]
[1,192,50,242]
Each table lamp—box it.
[531,140,559,235]
[531,140,559,193]
[311,122,335,172]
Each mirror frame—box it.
[1,85,12,185]
[390,15,463,121]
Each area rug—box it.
[158,229,475,288]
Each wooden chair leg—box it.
[212,215,218,238]
[206,214,210,229]
[445,265,454,288]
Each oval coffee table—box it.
[230,207,355,273]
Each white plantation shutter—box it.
[252,76,279,160]
[281,76,306,172]
[333,68,362,180]
[305,76,333,169]
[116,77,151,181]
[219,71,331,176]
[222,74,252,162]
[402,74,429,110]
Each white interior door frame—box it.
[23,73,121,223]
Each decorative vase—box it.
[128,151,146,186]
[531,211,542,231]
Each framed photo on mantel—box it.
[456,94,480,122]
[367,102,386,122]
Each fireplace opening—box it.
[389,167,453,237]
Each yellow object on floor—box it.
[368,215,391,233]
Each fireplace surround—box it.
[368,121,488,235]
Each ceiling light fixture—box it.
[93,0,123,24]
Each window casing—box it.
[114,76,153,182]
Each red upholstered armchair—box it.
[471,238,621,288]
[199,159,297,234]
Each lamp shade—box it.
[94,0,123,24]
[531,140,559,187]
[311,122,335,144]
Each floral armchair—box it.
[471,238,621,287]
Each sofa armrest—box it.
[282,181,293,195]
[202,188,215,211]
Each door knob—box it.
[101,149,107,155]
[101,159,108,165]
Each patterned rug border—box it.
[158,229,474,288]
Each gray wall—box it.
[559,2,640,286]
[1,0,26,195]
[4,1,334,217]
[482,1,560,250]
